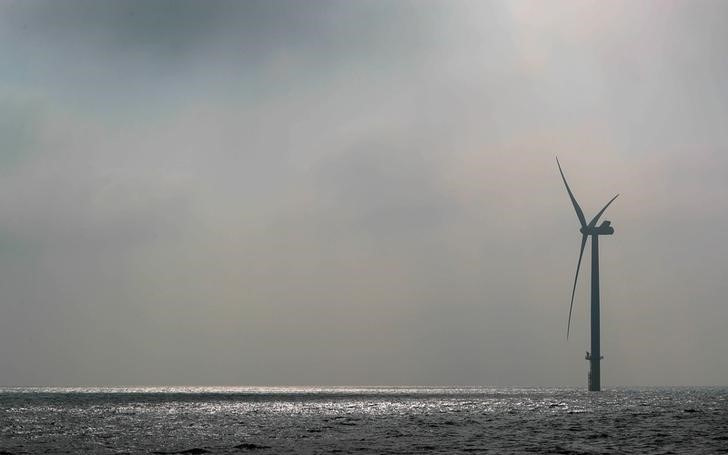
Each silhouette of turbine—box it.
[557,157,618,392]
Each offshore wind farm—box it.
[557,157,618,392]
[2,1,728,454]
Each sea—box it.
[1,386,726,454]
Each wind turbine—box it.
[557,157,618,392]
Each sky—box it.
[0,0,727,387]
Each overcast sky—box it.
[0,0,726,387]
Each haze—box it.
[0,0,726,387]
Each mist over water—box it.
[2,386,726,454]
[1,0,728,388]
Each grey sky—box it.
[0,0,726,386]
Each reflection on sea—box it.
[1,387,726,453]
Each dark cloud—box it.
[0,0,446,114]
[3,0,231,57]
[1,0,441,64]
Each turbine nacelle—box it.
[580,220,614,236]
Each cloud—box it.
[0,1,727,386]
[315,138,458,243]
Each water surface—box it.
[1,386,726,454]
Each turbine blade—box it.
[587,193,619,228]
[567,234,588,340]
[556,157,587,228]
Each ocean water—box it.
[1,387,726,454]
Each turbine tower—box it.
[557,157,618,392]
